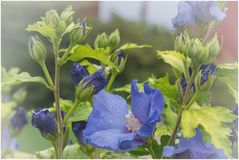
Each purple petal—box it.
[163,146,175,157]
[84,129,143,152]
[83,90,128,139]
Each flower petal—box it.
[84,129,143,152]
[163,146,175,157]
[83,90,128,138]
[131,80,151,123]
[172,2,196,28]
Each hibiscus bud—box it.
[44,10,59,27]
[28,35,47,65]
[109,29,120,49]
[75,68,107,101]
[195,64,217,91]
[32,108,58,141]
[206,35,220,60]
[70,19,91,43]
[71,63,90,86]
[94,33,109,49]
[60,5,74,26]
[175,32,190,54]
[10,107,28,133]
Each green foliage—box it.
[155,106,177,137]
[216,62,238,103]
[36,144,89,159]
[156,50,191,77]
[181,103,237,157]
[68,44,117,70]
[2,68,52,90]
[59,99,92,123]
[101,152,136,159]
[116,43,151,52]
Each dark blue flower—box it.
[117,50,124,66]
[71,63,89,86]
[72,121,87,144]
[32,108,58,140]
[200,63,216,85]
[10,107,28,130]
[172,1,226,28]
[82,80,165,152]
[163,129,226,159]
[81,68,107,95]
[181,68,193,95]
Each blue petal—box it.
[83,90,128,140]
[163,146,175,157]
[209,3,226,21]
[131,80,151,123]
[72,121,87,144]
[84,129,143,152]
[166,129,226,159]
[131,80,164,137]
[10,107,28,129]
[71,63,89,86]
[172,2,196,27]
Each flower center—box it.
[125,113,141,132]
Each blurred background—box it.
[1,1,238,155]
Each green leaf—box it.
[112,83,144,94]
[60,99,92,122]
[26,21,58,43]
[129,145,149,157]
[2,70,52,90]
[155,106,177,137]
[68,44,118,70]
[36,144,89,159]
[117,43,151,51]
[181,103,237,157]
[148,74,177,100]
[101,152,136,159]
[216,62,238,103]
[156,50,191,74]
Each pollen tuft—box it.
[125,113,141,132]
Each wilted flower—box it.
[163,129,226,159]
[82,80,165,152]
[10,107,28,130]
[71,63,107,101]
[172,1,226,28]
[72,121,87,144]
[32,108,58,141]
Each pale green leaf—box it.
[112,83,144,94]
[181,104,237,157]
[157,50,190,74]
[26,21,58,43]
[117,43,151,51]
[148,74,177,100]
[36,144,88,159]
[59,99,92,122]
[155,106,177,137]
[2,70,52,90]
[68,44,117,70]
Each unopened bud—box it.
[44,10,59,27]
[109,29,120,49]
[94,33,109,49]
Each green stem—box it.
[63,100,79,124]
[203,22,215,44]
[106,73,117,92]
[161,70,198,159]
[40,62,54,88]
[52,141,58,159]
[185,91,200,109]
[53,45,64,159]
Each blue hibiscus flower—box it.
[82,80,165,152]
[10,107,28,130]
[172,1,226,28]
[163,129,226,159]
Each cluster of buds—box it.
[94,29,120,50]
[175,32,220,68]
